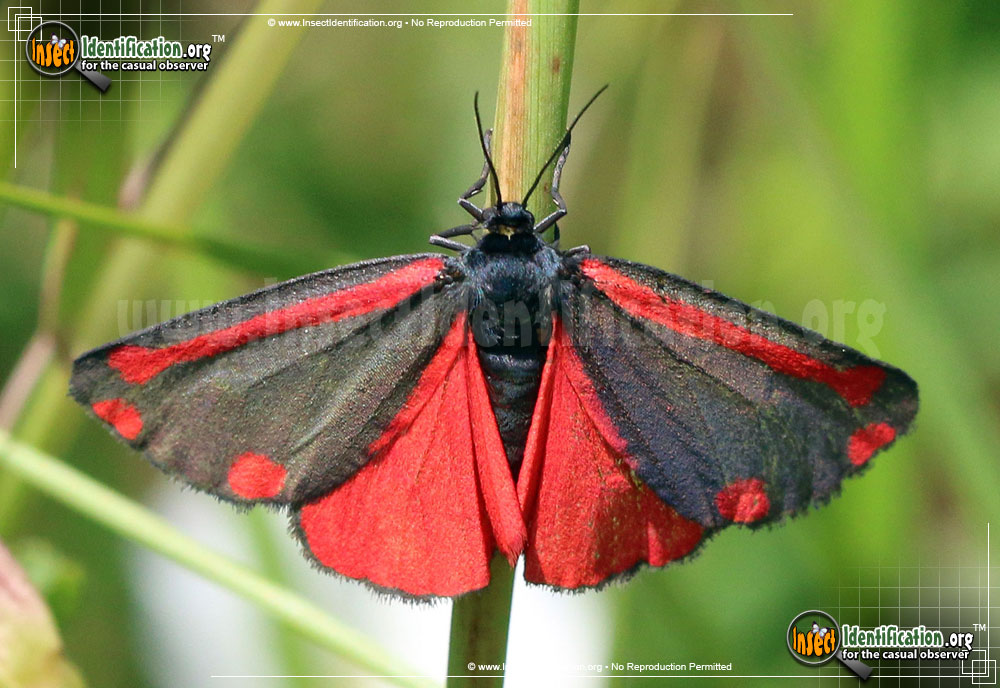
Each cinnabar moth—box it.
[70,89,918,597]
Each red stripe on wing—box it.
[110,258,444,384]
[518,317,703,589]
[581,260,886,407]
[298,314,524,596]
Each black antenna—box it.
[521,84,609,207]
[473,92,503,206]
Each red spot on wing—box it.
[518,317,703,589]
[228,452,287,499]
[110,258,444,384]
[298,314,524,596]
[715,478,770,523]
[581,260,886,407]
[847,422,896,466]
[91,398,143,440]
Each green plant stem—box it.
[446,556,516,683]
[0,429,436,688]
[0,181,330,277]
[492,0,579,214]
[445,2,579,686]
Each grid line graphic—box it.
[815,524,997,686]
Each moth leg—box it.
[533,138,571,235]
[458,128,493,222]
[435,223,478,239]
[429,235,472,253]
[563,244,590,257]
[429,222,477,251]
[434,128,493,250]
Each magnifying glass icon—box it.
[787,610,873,681]
[25,20,111,92]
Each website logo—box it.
[24,20,110,91]
[786,610,872,680]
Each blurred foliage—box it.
[0,538,85,688]
[1,0,998,686]
[9,538,86,625]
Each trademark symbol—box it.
[212,34,226,42]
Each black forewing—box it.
[559,255,918,530]
[71,253,464,506]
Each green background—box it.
[2,1,998,685]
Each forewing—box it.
[559,255,918,530]
[71,254,454,506]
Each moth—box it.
[70,89,918,597]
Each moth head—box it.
[483,202,535,236]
